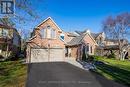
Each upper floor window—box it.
[51,29,56,38]
[0,29,8,37]
[99,37,102,44]
[40,26,56,39]
[0,29,2,36]
[60,33,64,40]
[3,29,8,36]
[40,29,46,38]
[86,43,89,52]
[47,25,51,29]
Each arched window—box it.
[47,26,51,38]
[51,29,56,38]
[40,26,56,39]
[40,28,46,38]
[90,46,92,53]
[86,43,89,52]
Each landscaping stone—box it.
[77,60,96,70]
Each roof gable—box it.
[67,34,85,46]
[67,33,98,46]
[83,33,98,45]
[35,17,63,31]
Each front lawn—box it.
[0,60,27,87]
[95,56,130,86]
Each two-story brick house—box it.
[26,17,68,62]
[0,24,21,59]
[26,17,97,63]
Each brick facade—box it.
[27,17,98,62]
[27,17,66,49]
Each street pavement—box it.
[26,62,126,87]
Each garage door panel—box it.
[31,49,48,62]
[30,48,64,62]
[50,49,64,61]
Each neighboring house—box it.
[26,17,97,63]
[0,24,21,59]
[75,30,105,46]
[76,29,130,59]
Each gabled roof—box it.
[35,17,63,31]
[75,30,102,39]
[75,30,84,35]
[105,38,128,42]
[67,34,85,46]
[66,33,98,46]
[67,32,79,37]
[91,33,101,39]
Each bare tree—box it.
[0,0,41,39]
[103,12,130,60]
[0,18,15,26]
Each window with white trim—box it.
[0,29,2,36]
[40,26,56,39]
[40,28,46,38]
[86,43,89,52]
[51,29,56,38]
[60,33,64,40]
[90,46,92,53]
[2,29,8,37]
[47,26,51,38]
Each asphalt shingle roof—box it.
[67,32,78,37]
[67,34,85,46]
[75,30,101,39]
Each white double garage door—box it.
[30,48,65,62]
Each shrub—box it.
[108,52,116,58]
[0,55,4,59]
[87,55,95,62]
[5,52,18,61]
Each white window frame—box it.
[90,46,92,53]
[51,29,56,39]
[2,29,8,37]
[40,28,46,38]
[60,33,65,41]
[40,26,57,39]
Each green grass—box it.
[0,60,27,87]
[94,56,130,86]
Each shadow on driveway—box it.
[26,62,126,87]
[94,61,130,87]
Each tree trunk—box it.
[122,51,127,60]
[6,44,9,58]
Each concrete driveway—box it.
[26,62,125,87]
